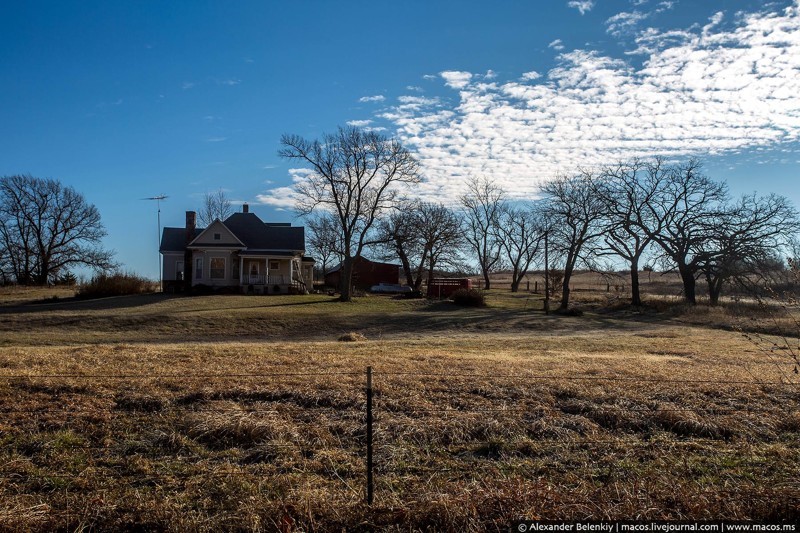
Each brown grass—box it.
[0,288,797,530]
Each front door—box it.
[249,262,260,284]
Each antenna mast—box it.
[142,195,168,290]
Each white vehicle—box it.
[370,283,413,293]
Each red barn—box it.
[324,257,400,291]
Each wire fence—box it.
[1,365,798,511]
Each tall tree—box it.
[279,126,420,301]
[0,174,116,285]
[460,177,505,290]
[541,171,606,311]
[634,159,728,305]
[198,188,232,226]
[496,202,545,292]
[595,160,653,306]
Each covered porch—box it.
[238,254,312,294]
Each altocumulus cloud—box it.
[377,1,800,201]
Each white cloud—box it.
[359,95,385,102]
[606,11,648,37]
[422,74,437,80]
[521,71,542,81]
[485,69,497,79]
[378,2,800,203]
[255,169,312,209]
[440,71,473,89]
[218,78,241,86]
[182,82,195,90]
[205,137,227,143]
[406,85,424,92]
[548,39,565,51]
[347,119,373,127]
[568,0,595,15]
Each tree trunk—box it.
[706,272,722,306]
[678,264,697,304]
[395,245,414,287]
[339,256,354,302]
[483,269,491,290]
[630,259,641,307]
[510,266,520,292]
[559,269,572,311]
[559,249,577,311]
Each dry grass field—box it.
[0,286,797,530]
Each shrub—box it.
[450,288,486,307]
[191,283,214,295]
[338,332,366,342]
[77,272,156,299]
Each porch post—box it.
[289,257,294,287]
[239,256,243,285]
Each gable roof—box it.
[188,219,246,248]
[159,212,305,254]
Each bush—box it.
[450,288,486,307]
[338,332,366,342]
[77,272,156,299]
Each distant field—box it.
[0,288,797,530]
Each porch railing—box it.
[246,274,287,285]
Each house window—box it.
[210,258,225,279]
[249,262,259,276]
[195,258,203,280]
[176,261,184,281]
[214,233,221,240]
[269,260,280,271]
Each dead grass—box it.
[0,287,797,529]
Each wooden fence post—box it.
[366,366,374,505]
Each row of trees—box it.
[0,174,115,285]
[288,127,798,307]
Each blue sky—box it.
[2,1,799,279]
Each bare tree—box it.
[460,177,505,290]
[0,174,116,285]
[376,204,423,288]
[697,193,798,305]
[595,160,653,306]
[198,189,232,227]
[279,126,420,301]
[496,202,545,292]
[306,213,343,278]
[541,171,606,311]
[416,203,464,288]
[376,201,463,290]
[634,159,728,305]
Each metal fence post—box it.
[366,366,374,505]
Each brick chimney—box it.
[184,211,196,293]
[242,203,249,213]
[185,211,197,243]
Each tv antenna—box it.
[142,195,168,289]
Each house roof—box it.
[223,212,305,250]
[159,212,305,254]
[160,228,201,252]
